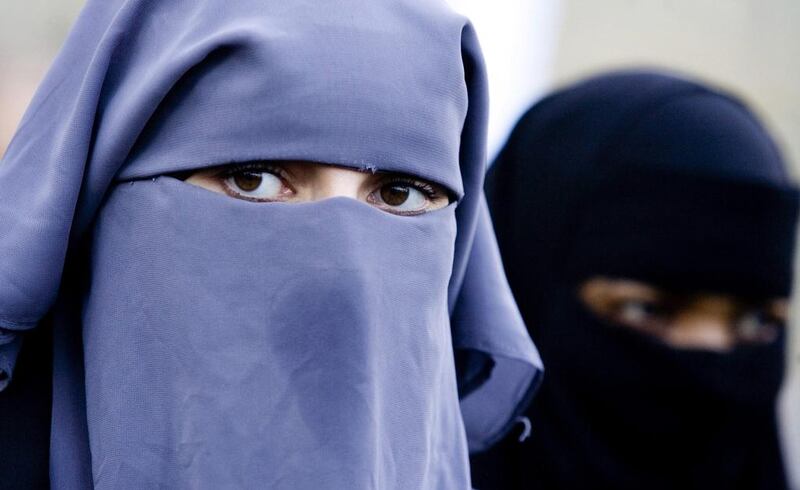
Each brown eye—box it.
[223,169,286,201]
[380,185,411,206]
[366,175,448,216]
[233,172,263,192]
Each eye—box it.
[615,299,671,327]
[735,309,783,344]
[368,178,445,216]
[379,184,426,210]
[578,278,676,334]
[222,167,291,202]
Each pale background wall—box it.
[0,0,84,153]
[2,0,798,485]
[551,0,800,175]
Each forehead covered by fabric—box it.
[100,0,469,194]
[489,70,799,302]
[566,166,800,298]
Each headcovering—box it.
[0,0,542,487]
[471,70,798,489]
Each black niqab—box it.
[471,71,798,490]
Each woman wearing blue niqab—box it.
[0,0,543,487]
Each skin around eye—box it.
[578,276,788,351]
[184,160,451,216]
[579,278,674,332]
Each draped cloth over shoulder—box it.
[0,0,542,487]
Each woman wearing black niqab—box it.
[471,71,798,489]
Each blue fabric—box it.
[0,0,542,487]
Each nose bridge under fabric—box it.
[78,177,469,487]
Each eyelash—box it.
[220,163,289,182]
[378,177,439,199]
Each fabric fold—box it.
[1,1,543,484]
[0,330,22,391]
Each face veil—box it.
[470,71,799,490]
[0,1,542,488]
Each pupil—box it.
[381,185,410,206]
[234,172,263,192]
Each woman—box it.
[471,71,798,489]
[0,0,542,487]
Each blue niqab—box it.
[0,0,542,487]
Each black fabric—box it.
[470,71,797,489]
[570,165,799,299]
[0,245,90,488]
[0,318,52,490]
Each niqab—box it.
[0,1,542,487]
[471,71,797,490]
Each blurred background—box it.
[2,0,798,484]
